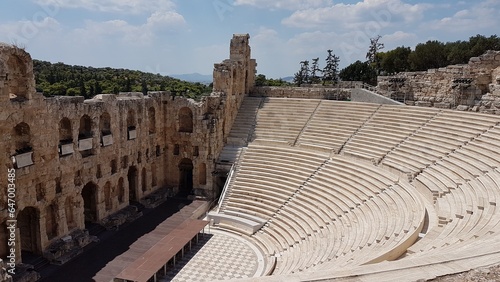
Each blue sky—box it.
[0,0,499,78]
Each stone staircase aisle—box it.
[217,97,263,169]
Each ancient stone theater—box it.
[3,34,500,281]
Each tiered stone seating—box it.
[382,110,498,176]
[342,105,437,162]
[253,98,320,144]
[218,145,327,241]
[297,101,379,152]
[227,97,263,146]
[212,98,500,281]
[256,156,425,274]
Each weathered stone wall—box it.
[376,50,500,113]
[0,34,255,264]
[250,86,352,100]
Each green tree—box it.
[310,58,321,84]
[408,40,447,71]
[366,35,384,73]
[293,60,310,86]
[379,46,411,74]
[255,74,267,86]
[322,49,340,85]
[339,60,377,85]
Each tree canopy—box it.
[33,60,213,100]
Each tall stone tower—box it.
[213,34,256,96]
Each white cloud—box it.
[382,31,418,48]
[233,0,332,10]
[282,0,431,30]
[71,11,186,46]
[34,0,176,14]
[0,17,61,45]
[424,0,500,32]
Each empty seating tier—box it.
[211,97,500,281]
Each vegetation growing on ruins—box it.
[33,60,213,99]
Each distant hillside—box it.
[33,60,213,100]
[169,73,212,84]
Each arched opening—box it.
[178,158,194,197]
[78,115,92,139]
[59,118,74,156]
[178,107,193,133]
[148,107,156,134]
[7,54,30,101]
[59,118,72,143]
[45,203,58,240]
[12,122,33,168]
[104,181,112,211]
[117,177,125,204]
[79,115,93,156]
[13,122,31,152]
[199,163,207,185]
[141,167,147,192]
[127,110,136,140]
[18,207,41,254]
[128,166,138,202]
[65,197,76,230]
[99,112,111,135]
[81,182,98,223]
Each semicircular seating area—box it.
[213,97,500,281]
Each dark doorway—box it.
[82,182,98,223]
[128,166,138,202]
[178,159,194,197]
[18,207,41,254]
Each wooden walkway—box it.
[94,203,209,282]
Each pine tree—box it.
[366,35,384,73]
[310,58,321,84]
[293,60,310,86]
[322,50,340,85]
[94,81,103,95]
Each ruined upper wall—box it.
[376,50,500,113]
[0,34,255,262]
[0,43,38,104]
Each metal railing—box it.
[217,163,236,213]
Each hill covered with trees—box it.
[33,60,213,100]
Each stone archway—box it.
[178,158,194,197]
[17,207,41,254]
[178,107,193,133]
[128,166,138,202]
[81,182,98,223]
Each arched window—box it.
[148,107,156,134]
[59,118,74,156]
[59,118,72,143]
[12,122,33,168]
[13,122,31,152]
[78,115,92,139]
[127,109,136,140]
[78,115,93,155]
[178,107,193,133]
[100,112,111,135]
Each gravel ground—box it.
[429,264,500,282]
